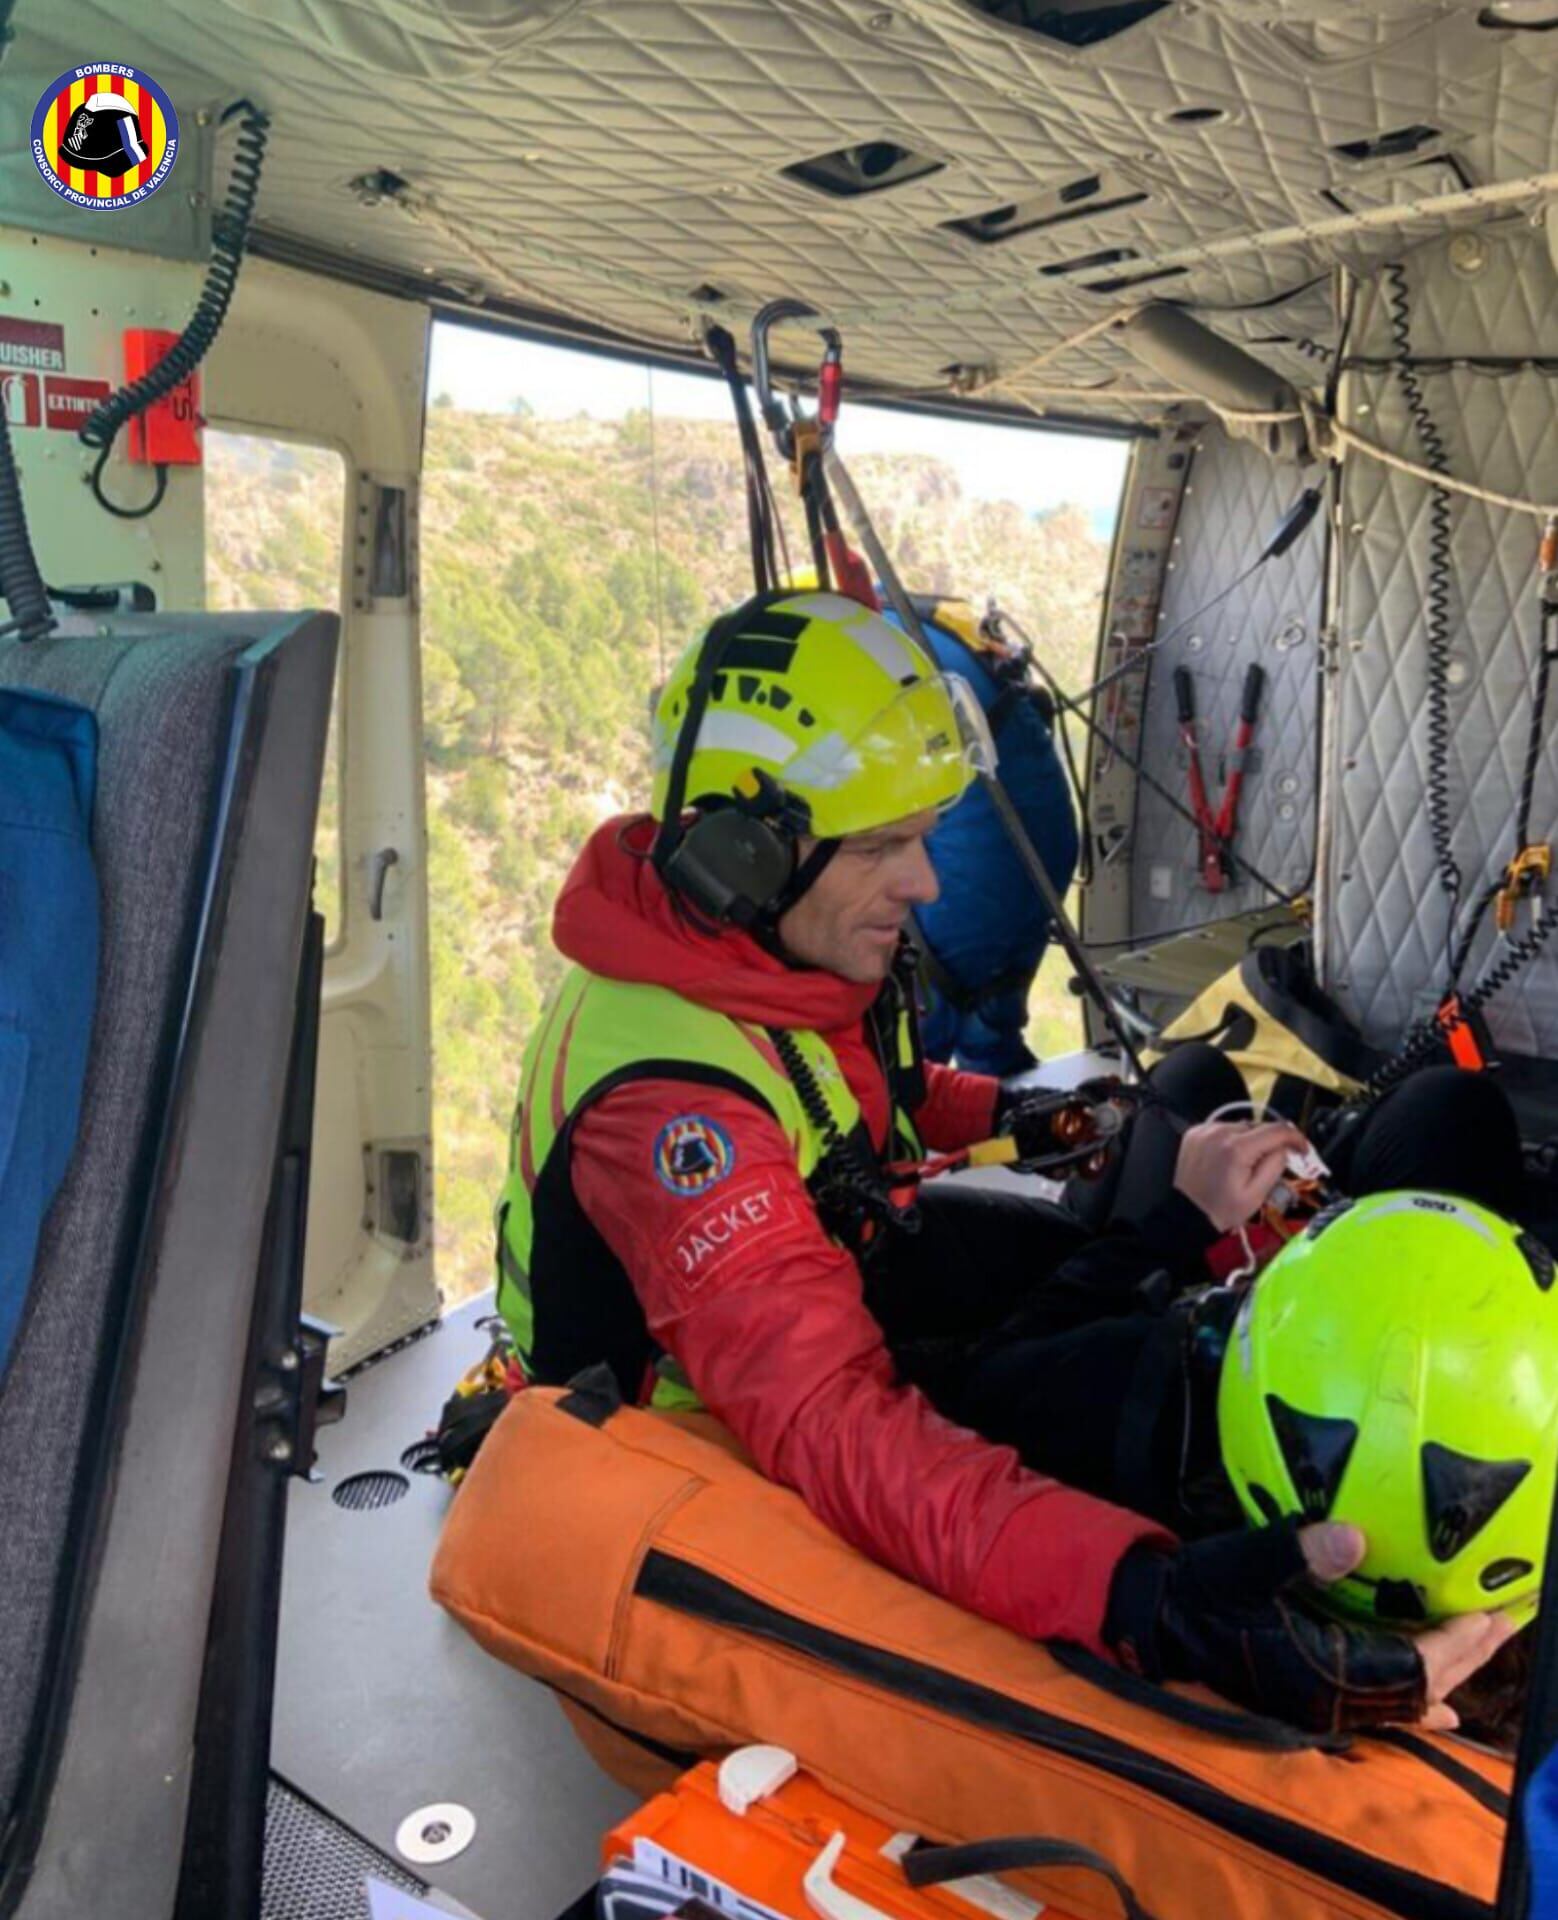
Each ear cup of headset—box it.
[660,809,796,926]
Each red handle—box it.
[824,530,880,610]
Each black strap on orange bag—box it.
[905,1835,1157,1920]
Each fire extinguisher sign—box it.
[44,375,113,431]
[0,319,111,431]
[2,371,42,429]
[0,318,65,375]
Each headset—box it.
[651,589,839,928]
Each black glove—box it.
[1103,1520,1427,1733]
[996,1080,1126,1171]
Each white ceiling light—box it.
[1479,2,1558,25]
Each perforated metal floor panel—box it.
[273,1298,634,1920]
[264,1778,430,1920]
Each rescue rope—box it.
[645,363,668,681]
[379,175,713,334]
[990,307,1146,387]
[1000,385,1194,414]
[1314,416,1558,519]
[850,171,1558,337]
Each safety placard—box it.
[0,317,66,374]
[2,371,41,429]
[43,375,110,431]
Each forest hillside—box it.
[207,400,1115,1305]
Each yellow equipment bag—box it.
[1148,945,1384,1122]
[431,1379,1509,1920]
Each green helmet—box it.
[1218,1190,1558,1625]
[650,589,993,839]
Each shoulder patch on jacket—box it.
[658,1170,808,1295]
[653,1113,736,1197]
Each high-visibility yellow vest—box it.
[495,966,922,1408]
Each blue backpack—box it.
[885,599,1079,1076]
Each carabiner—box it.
[750,297,843,463]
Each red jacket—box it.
[561,817,1167,1653]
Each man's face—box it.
[776,809,941,983]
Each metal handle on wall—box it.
[368,846,399,922]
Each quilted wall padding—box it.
[1129,424,1324,941]
[1326,222,1558,1053]
[6,2,1558,412]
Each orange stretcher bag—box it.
[430,1376,1511,1920]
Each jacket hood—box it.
[552,816,879,1032]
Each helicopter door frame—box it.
[206,259,438,1370]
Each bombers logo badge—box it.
[654,1115,736,1197]
[31,65,179,209]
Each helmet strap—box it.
[770,836,841,917]
[651,594,765,881]
[653,588,804,872]
[753,837,845,971]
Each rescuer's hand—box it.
[1172,1119,1308,1231]
[997,1089,1077,1169]
[996,1080,1128,1171]
[1102,1518,1517,1734]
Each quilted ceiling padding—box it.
[1130,422,1324,942]
[1326,221,1558,1053]
[6,1,1558,416]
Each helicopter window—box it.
[417,323,1129,1305]
[205,432,348,944]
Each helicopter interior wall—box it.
[1325,221,1558,1062]
[1128,422,1325,945]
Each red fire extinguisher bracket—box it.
[122,329,203,465]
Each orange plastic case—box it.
[605,1751,1074,1920]
[122,328,201,465]
[432,1385,1511,1920]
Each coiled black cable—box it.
[1384,261,1462,951]
[77,100,269,520]
[1351,909,1558,1109]
[1447,601,1558,984]
[0,0,52,641]
[1446,879,1503,988]
[0,401,55,642]
[1515,601,1557,857]
[768,1025,918,1241]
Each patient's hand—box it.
[1299,1522,1518,1733]
[1174,1119,1309,1231]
